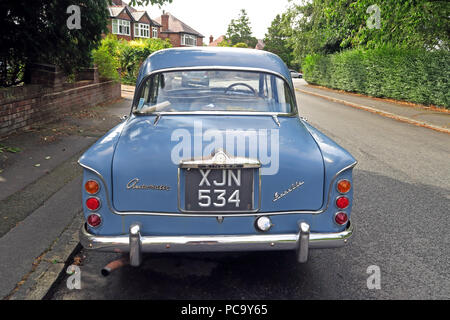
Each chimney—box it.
[161,11,169,31]
[209,35,214,44]
[112,0,123,5]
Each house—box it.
[107,0,161,41]
[209,36,264,49]
[255,39,265,50]
[208,35,226,47]
[153,11,204,47]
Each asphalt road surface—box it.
[50,80,450,300]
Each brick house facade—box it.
[153,12,204,47]
[107,1,204,47]
[107,0,161,41]
[208,35,225,46]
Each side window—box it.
[274,77,295,113]
[284,85,295,113]
[142,79,150,103]
[149,75,159,104]
[136,78,149,110]
[265,75,273,99]
[276,78,286,103]
[258,74,273,99]
[136,75,159,109]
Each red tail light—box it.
[336,196,349,209]
[335,212,348,225]
[87,214,102,228]
[86,197,100,211]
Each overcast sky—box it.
[142,0,293,41]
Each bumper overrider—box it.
[80,221,354,266]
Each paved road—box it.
[50,80,450,299]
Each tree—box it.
[217,39,232,47]
[0,0,172,87]
[285,0,450,65]
[263,14,296,68]
[0,0,110,87]
[129,0,172,6]
[233,43,248,48]
[226,9,258,48]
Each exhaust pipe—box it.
[101,256,129,277]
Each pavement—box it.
[295,79,450,134]
[1,81,449,300]
[0,85,133,299]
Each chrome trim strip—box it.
[179,149,261,169]
[131,66,298,116]
[79,221,354,253]
[78,160,357,217]
[144,111,296,117]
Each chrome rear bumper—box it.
[80,221,353,266]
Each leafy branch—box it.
[0,144,21,154]
[128,0,172,7]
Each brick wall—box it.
[139,15,151,25]
[160,32,204,47]
[0,65,121,137]
[160,33,182,47]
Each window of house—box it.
[181,34,197,46]
[112,19,130,36]
[135,23,150,38]
[152,27,158,38]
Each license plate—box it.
[184,168,254,212]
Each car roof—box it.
[137,47,292,87]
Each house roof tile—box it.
[131,11,145,21]
[154,12,204,38]
[209,35,226,46]
[109,6,126,18]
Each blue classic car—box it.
[79,47,356,268]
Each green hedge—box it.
[302,47,450,108]
[92,45,120,81]
[92,35,172,85]
[119,37,172,85]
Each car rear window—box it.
[134,70,295,114]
